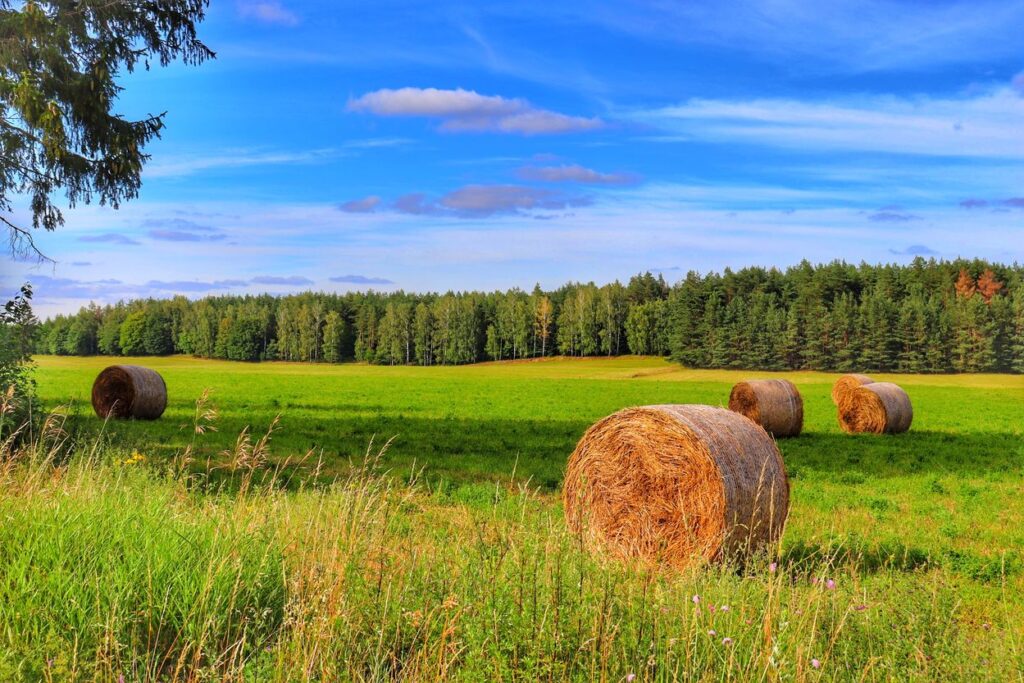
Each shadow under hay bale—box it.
[91,365,167,420]
[728,379,803,438]
[831,373,874,405]
[837,382,912,434]
[563,404,789,570]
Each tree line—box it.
[36,259,1024,373]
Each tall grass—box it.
[0,398,1017,681]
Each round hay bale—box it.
[837,382,912,434]
[563,404,789,569]
[91,365,167,420]
[831,373,874,405]
[728,379,803,438]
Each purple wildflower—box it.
[825,579,836,590]
[769,562,777,573]
[692,594,700,605]
[811,658,821,669]
[626,674,636,682]
[708,629,717,636]
[722,637,733,646]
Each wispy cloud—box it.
[439,184,590,216]
[389,184,591,217]
[78,233,140,246]
[236,1,299,26]
[889,244,938,256]
[148,230,227,242]
[960,197,1024,209]
[393,193,439,216]
[329,274,395,285]
[517,164,639,185]
[146,279,249,292]
[960,198,989,209]
[639,85,1024,159]
[868,208,920,222]
[250,275,314,286]
[339,196,381,213]
[144,148,336,179]
[348,87,604,135]
[581,1,1024,73]
[143,217,227,242]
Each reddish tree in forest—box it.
[976,269,1004,303]
[954,269,977,299]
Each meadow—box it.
[1,355,1022,680]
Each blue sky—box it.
[6,0,1024,315]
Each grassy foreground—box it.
[4,355,1022,680]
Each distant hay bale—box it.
[837,383,912,434]
[831,373,874,405]
[91,365,167,420]
[728,379,803,438]
[563,405,789,569]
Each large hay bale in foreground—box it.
[91,365,167,420]
[563,405,789,569]
[837,383,912,434]
[831,373,874,405]
[728,379,803,438]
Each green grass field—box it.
[4,355,1023,680]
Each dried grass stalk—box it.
[837,382,912,434]
[91,365,167,420]
[563,404,789,569]
[728,379,803,438]
[831,373,874,405]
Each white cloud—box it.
[144,148,337,179]
[339,196,381,213]
[236,1,299,26]
[348,87,603,135]
[639,86,1024,159]
[518,164,638,184]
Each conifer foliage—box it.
[37,259,1024,373]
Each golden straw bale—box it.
[728,379,803,437]
[831,373,874,405]
[563,404,789,569]
[837,382,912,434]
[91,365,167,420]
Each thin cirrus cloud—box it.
[640,84,1024,159]
[348,87,604,135]
[143,217,226,242]
[78,233,140,246]
[389,184,591,218]
[889,245,939,256]
[236,1,299,26]
[339,195,381,213]
[393,193,438,216]
[960,197,1024,209]
[148,230,227,242]
[869,213,919,222]
[517,164,639,185]
[250,275,314,286]
[440,184,590,216]
[329,275,395,285]
[579,1,1024,73]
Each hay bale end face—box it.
[728,379,803,438]
[563,404,789,570]
[91,365,167,420]
[837,382,912,434]
[831,373,874,405]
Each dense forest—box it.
[36,259,1024,373]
